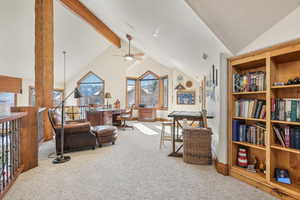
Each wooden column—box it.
[11,107,39,172]
[35,0,54,141]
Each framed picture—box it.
[177,90,195,105]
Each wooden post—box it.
[35,0,54,141]
[11,107,39,172]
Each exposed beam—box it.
[35,0,54,141]
[60,0,121,48]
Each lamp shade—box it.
[104,92,112,99]
[74,88,82,99]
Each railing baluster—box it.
[9,120,12,181]
[2,121,5,190]
[5,121,9,185]
[0,113,26,198]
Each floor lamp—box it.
[53,51,83,164]
[52,88,82,164]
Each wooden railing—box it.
[0,112,27,198]
[37,108,46,144]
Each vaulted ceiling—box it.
[185,0,300,54]
[80,0,230,77]
[1,0,300,85]
[0,0,111,85]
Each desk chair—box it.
[118,104,135,130]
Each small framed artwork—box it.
[177,90,195,105]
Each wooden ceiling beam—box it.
[60,0,121,48]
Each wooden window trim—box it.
[125,77,138,109]
[76,71,105,106]
[160,75,168,110]
[126,72,168,110]
[29,86,65,106]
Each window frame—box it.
[0,92,17,107]
[161,75,168,110]
[77,71,105,106]
[125,77,137,109]
[29,86,64,107]
[126,71,168,110]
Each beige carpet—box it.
[5,122,276,200]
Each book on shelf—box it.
[273,125,300,150]
[233,120,266,146]
[235,99,266,119]
[271,98,300,122]
[233,71,266,92]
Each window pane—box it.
[53,90,63,107]
[29,87,35,106]
[29,88,63,107]
[143,74,157,80]
[140,80,159,107]
[163,78,168,107]
[78,73,104,105]
[127,79,136,107]
[0,93,15,106]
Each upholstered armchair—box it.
[48,109,96,153]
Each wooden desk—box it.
[86,109,124,126]
[138,107,156,122]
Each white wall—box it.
[214,53,228,164]
[239,6,300,54]
[66,45,201,119]
[65,45,131,107]
[126,57,201,119]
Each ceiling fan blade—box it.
[132,53,144,57]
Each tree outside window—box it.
[0,92,16,106]
[127,79,136,107]
[140,74,159,107]
[29,87,63,107]
[78,72,104,106]
[126,71,168,109]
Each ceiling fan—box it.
[115,34,144,61]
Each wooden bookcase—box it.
[228,40,300,200]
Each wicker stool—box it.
[160,121,173,148]
[183,127,212,165]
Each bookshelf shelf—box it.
[232,91,266,95]
[270,180,300,199]
[271,144,300,154]
[271,84,300,89]
[231,166,266,182]
[233,141,266,151]
[233,117,266,122]
[229,40,300,200]
[271,120,300,126]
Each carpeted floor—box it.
[5,122,276,200]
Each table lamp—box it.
[104,92,112,108]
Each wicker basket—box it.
[183,127,212,165]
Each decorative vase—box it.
[237,147,248,168]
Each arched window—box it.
[126,71,168,109]
[78,72,104,106]
[139,72,160,107]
